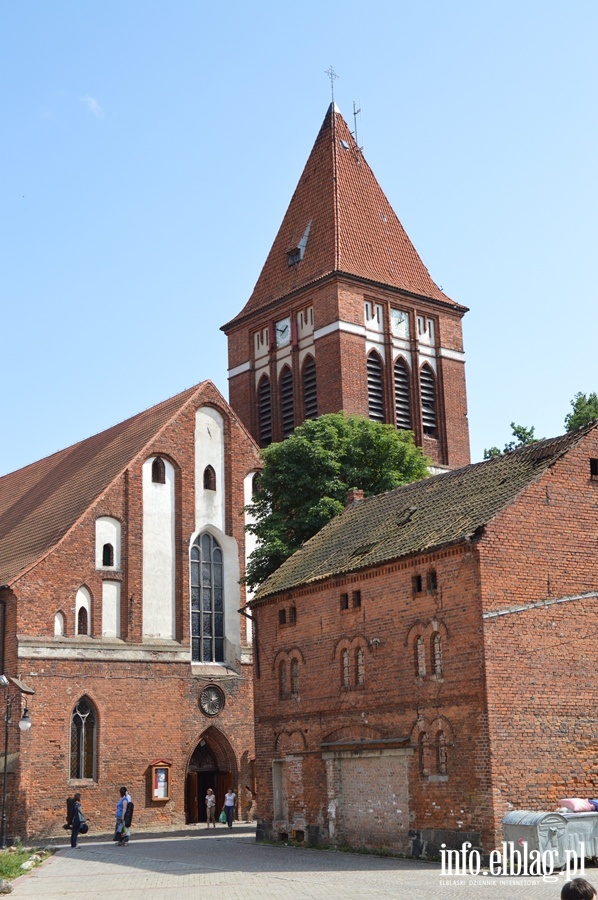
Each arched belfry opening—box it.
[185,726,238,824]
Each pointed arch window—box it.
[152,457,166,484]
[367,351,385,422]
[302,356,318,420]
[70,697,97,780]
[258,376,272,447]
[394,358,412,430]
[341,649,350,689]
[432,633,443,676]
[436,730,448,776]
[356,647,365,686]
[77,607,88,636]
[190,533,225,663]
[102,543,114,567]
[280,367,295,438]
[290,658,299,698]
[419,732,430,776]
[415,635,426,676]
[420,365,437,436]
[203,465,216,491]
[278,660,287,700]
[54,611,65,636]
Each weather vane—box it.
[324,66,338,103]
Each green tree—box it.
[245,413,429,589]
[564,392,598,432]
[483,422,539,459]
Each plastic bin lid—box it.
[502,810,567,826]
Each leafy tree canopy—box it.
[245,413,429,589]
[564,392,598,432]
[483,422,540,459]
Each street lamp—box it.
[0,675,34,849]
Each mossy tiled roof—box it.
[252,424,596,602]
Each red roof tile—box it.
[225,104,461,329]
[0,383,209,585]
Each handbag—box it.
[79,823,89,835]
[218,809,227,824]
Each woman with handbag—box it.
[223,787,236,829]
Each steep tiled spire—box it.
[229,104,457,326]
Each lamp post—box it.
[0,675,33,850]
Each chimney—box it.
[345,487,365,507]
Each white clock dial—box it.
[391,309,409,338]
[275,317,291,346]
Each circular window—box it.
[199,685,225,717]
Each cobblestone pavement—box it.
[8,826,594,900]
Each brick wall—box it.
[2,383,261,841]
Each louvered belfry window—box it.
[367,352,385,422]
[394,357,412,430]
[420,364,437,436]
[280,367,294,438]
[302,356,317,420]
[258,376,272,446]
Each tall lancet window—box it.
[190,533,225,663]
[258,376,272,447]
[420,364,437,436]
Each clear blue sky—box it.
[2,1,597,475]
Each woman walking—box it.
[223,787,236,828]
[70,793,84,849]
[115,786,129,846]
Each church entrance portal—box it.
[185,728,236,824]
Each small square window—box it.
[289,606,297,624]
[427,570,437,592]
[278,609,287,626]
[340,593,349,610]
[352,590,362,608]
[412,575,423,594]
[591,459,598,481]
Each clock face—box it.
[199,685,225,717]
[391,308,409,338]
[275,317,291,347]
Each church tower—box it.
[222,104,470,469]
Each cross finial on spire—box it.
[324,66,338,103]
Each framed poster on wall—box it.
[151,764,170,801]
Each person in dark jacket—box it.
[71,793,83,849]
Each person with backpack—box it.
[70,793,85,849]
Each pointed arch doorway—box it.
[185,727,237,824]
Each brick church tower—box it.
[222,104,470,469]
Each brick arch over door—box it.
[185,725,238,825]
